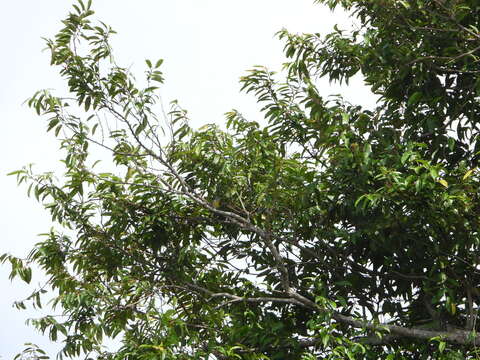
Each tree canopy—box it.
[4,0,480,359]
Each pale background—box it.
[0,1,373,358]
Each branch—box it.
[297,334,400,348]
[184,283,305,309]
[332,312,480,346]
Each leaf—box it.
[407,91,422,106]
[438,179,448,188]
[401,151,411,164]
[19,267,32,284]
[463,168,475,180]
[450,302,456,314]
[85,96,91,111]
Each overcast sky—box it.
[0,1,373,358]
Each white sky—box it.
[0,1,374,358]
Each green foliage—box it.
[4,0,480,358]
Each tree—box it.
[3,0,480,358]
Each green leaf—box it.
[439,341,446,353]
[407,91,423,106]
